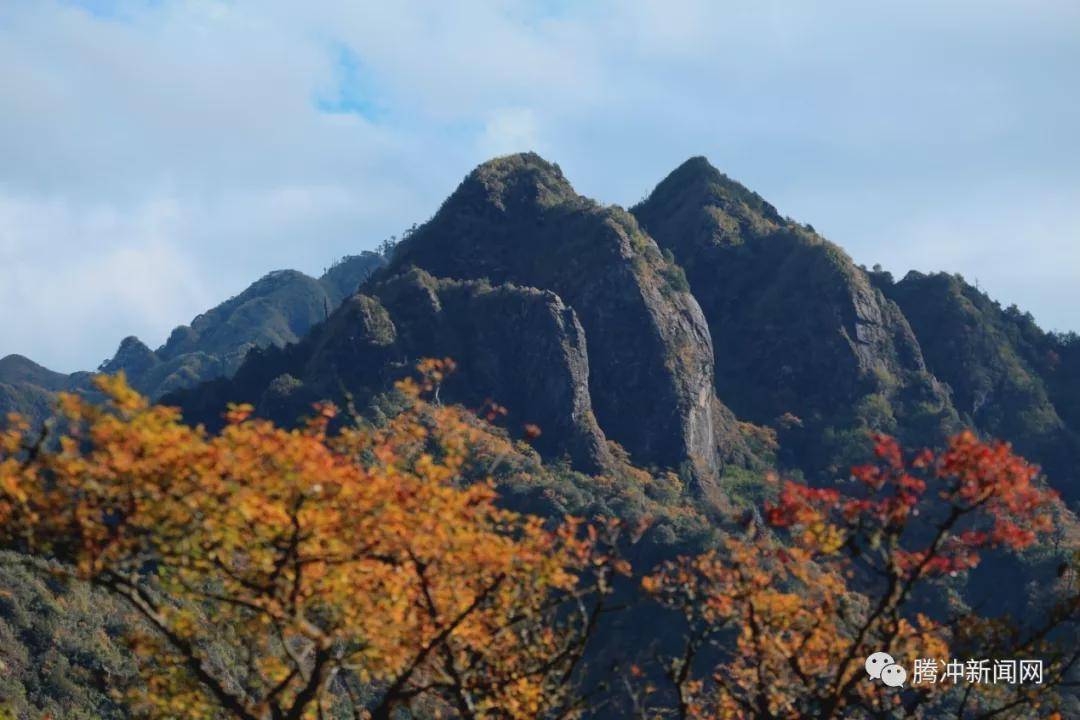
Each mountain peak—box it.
[0,354,74,391]
[0,353,42,373]
[472,151,564,179]
[638,156,782,226]
[100,336,159,376]
[454,152,579,213]
[671,155,722,180]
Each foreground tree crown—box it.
[641,433,1078,719]
[0,362,622,719]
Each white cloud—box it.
[478,108,543,157]
[1,0,1079,371]
[866,186,1080,334]
[0,194,210,371]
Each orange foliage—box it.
[644,433,1076,719]
[3,366,1077,720]
[0,362,621,719]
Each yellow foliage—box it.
[0,363,613,719]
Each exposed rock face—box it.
[633,157,958,471]
[171,155,766,481]
[374,270,613,472]
[387,153,745,481]
[171,269,614,473]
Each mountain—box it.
[5,153,1080,718]
[387,154,762,482]
[631,157,960,475]
[875,269,1080,501]
[0,252,385,425]
[169,154,1079,506]
[0,355,93,421]
[172,154,762,488]
[102,252,386,397]
[7,153,1078,503]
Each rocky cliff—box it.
[173,154,761,486]
[386,153,754,482]
[173,267,617,473]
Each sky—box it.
[2,0,1079,372]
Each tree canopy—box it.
[1,363,1077,719]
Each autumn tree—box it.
[642,433,1079,719]
[4,360,1079,720]
[0,361,623,719]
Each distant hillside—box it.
[875,269,1080,502]
[0,355,93,422]
[0,252,385,424]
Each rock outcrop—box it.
[12,153,1080,504]
[385,153,751,482]
[120,253,386,395]
[171,269,615,473]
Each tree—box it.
[0,361,622,719]
[376,235,398,258]
[3,365,1078,719]
[642,433,1079,719]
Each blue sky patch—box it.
[315,45,383,122]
